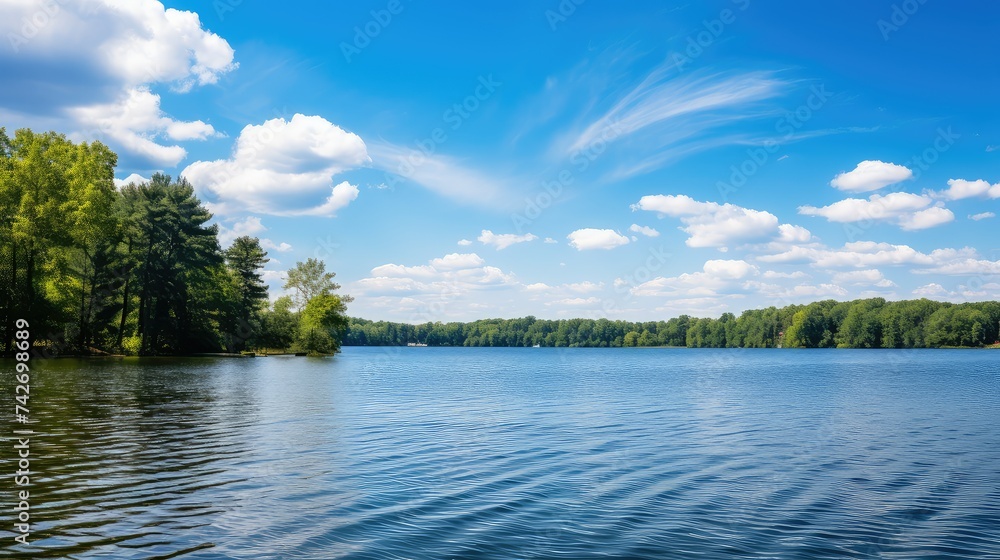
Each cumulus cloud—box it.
[631,259,759,297]
[629,224,660,237]
[633,194,782,248]
[69,87,222,166]
[565,281,605,293]
[776,224,813,244]
[762,270,810,279]
[457,239,473,246]
[897,206,955,230]
[216,216,293,252]
[0,0,236,166]
[522,281,605,301]
[548,297,601,307]
[183,115,368,216]
[799,192,952,230]
[260,239,293,253]
[915,259,1000,276]
[781,284,849,298]
[970,212,995,221]
[830,160,913,192]
[567,228,630,250]
[478,230,538,250]
[830,269,896,287]
[354,253,517,300]
[932,179,1000,201]
[912,283,948,297]
[113,172,150,189]
[756,241,1000,280]
[524,283,552,292]
[430,253,487,270]
[799,192,931,222]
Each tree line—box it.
[0,128,350,356]
[5,128,998,356]
[343,298,1000,349]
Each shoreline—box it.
[5,344,996,360]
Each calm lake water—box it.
[2,348,999,559]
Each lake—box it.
[2,348,999,559]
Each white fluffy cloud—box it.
[260,239,293,253]
[565,281,604,293]
[354,253,518,310]
[71,87,219,166]
[799,192,953,230]
[830,160,913,192]
[762,270,810,279]
[830,269,896,287]
[113,173,150,189]
[969,212,995,221]
[0,0,236,166]
[183,115,368,216]
[932,179,1000,201]
[216,216,293,252]
[522,281,605,299]
[776,224,813,244]
[779,284,849,299]
[916,259,1000,276]
[756,240,1000,279]
[430,253,487,270]
[629,224,660,237]
[478,230,538,250]
[912,283,948,297]
[632,194,781,248]
[632,259,759,297]
[799,192,931,222]
[897,207,955,230]
[548,297,601,307]
[567,228,630,250]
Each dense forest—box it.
[4,128,999,356]
[0,128,351,357]
[344,298,1000,349]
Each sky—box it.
[2,0,999,322]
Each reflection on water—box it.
[1,349,999,558]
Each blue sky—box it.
[2,0,999,321]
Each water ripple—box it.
[1,349,998,558]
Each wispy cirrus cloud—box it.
[369,142,518,210]
[560,66,788,179]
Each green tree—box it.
[256,296,299,350]
[129,174,222,354]
[224,236,269,351]
[295,294,350,355]
[285,257,351,310]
